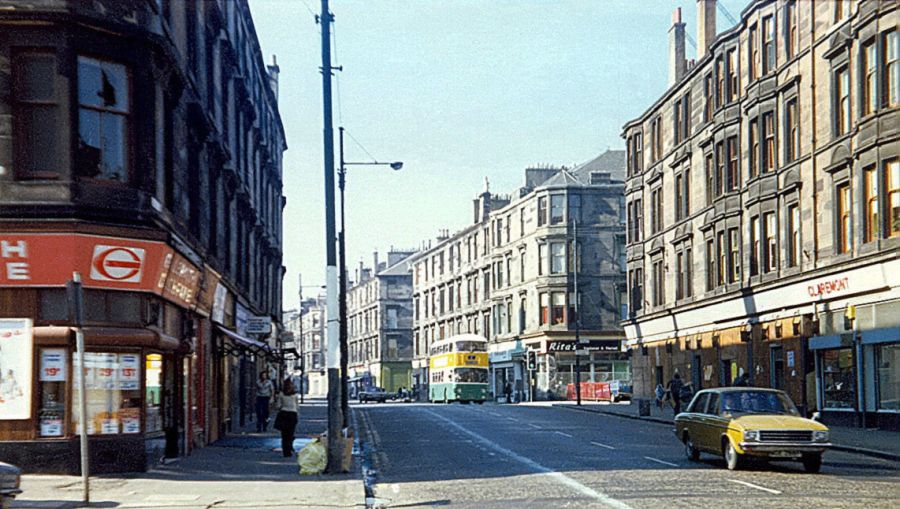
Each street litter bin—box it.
[638,399,651,416]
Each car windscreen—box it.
[720,391,799,416]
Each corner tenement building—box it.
[622,0,898,429]
[0,0,287,471]
[411,152,628,401]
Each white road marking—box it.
[488,411,502,417]
[555,431,574,438]
[643,456,678,467]
[506,416,517,421]
[728,479,782,495]
[591,441,616,450]
[529,423,542,429]
[424,409,635,509]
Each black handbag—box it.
[273,410,289,431]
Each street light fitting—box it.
[389,162,403,171]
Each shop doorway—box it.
[692,355,702,391]
[771,345,785,390]
[720,359,734,386]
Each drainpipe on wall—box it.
[806,0,819,423]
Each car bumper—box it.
[739,442,831,455]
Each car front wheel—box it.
[723,438,743,471]
[802,453,822,473]
[683,433,700,461]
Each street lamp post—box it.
[337,126,402,428]
[318,0,342,474]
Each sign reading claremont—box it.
[807,276,850,299]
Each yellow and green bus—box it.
[429,334,489,403]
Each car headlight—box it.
[813,430,829,442]
[455,387,462,394]
[743,430,759,442]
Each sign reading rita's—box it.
[547,340,620,353]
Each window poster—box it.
[40,349,67,382]
[118,354,140,390]
[0,318,34,420]
[40,418,63,437]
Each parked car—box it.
[674,387,830,473]
[358,387,393,403]
[0,462,22,509]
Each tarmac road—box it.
[356,401,899,509]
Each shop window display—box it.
[821,348,856,410]
[876,343,900,411]
[145,353,163,433]
[71,352,142,435]
[38,349,67,437]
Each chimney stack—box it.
[373,251,379,274]
[697,0,717,60]
[668,7,687,86]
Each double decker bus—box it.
[428,334,489,403]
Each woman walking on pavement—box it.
[255,371,274,432]
[274,379,299,457]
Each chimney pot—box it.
[668,8,687,86]
[697,0,717,60]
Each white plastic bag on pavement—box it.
[297,438,327,475]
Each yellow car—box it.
[674,387,830,472]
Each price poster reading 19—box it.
[40,349,67,382]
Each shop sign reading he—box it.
[0,235,171,292]
[0,318,34,420]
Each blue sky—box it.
[248,0,749,308]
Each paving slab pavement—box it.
[12,401,365,509]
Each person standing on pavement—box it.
[274,379,299,457]
[733,371,750,387]
[666,373,684,415]
[503,381,513,403]
[255,371,274,432]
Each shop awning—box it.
[216,325,271,357]
[809,334,852,350]
[861,327,900,346]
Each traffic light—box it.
[526,350,536,371]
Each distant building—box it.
[299,296,328,397]
[411,151,628,401]
[347,250,416,394]
[622,1,899,430]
